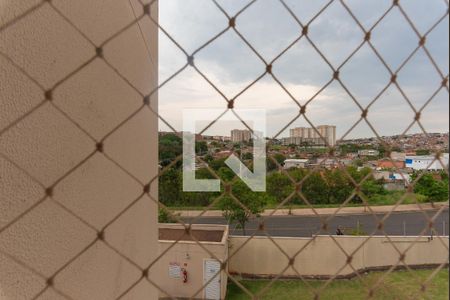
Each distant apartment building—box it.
[405,154,449,171]
[230,129,263,143]
[283,125,336,147]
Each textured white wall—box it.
[0,1,159,299]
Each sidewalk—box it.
[174,202,449,218]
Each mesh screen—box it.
[0,0,448,299]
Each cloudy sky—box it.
[157,0,449,139]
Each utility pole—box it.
[403,221,406,236]
[443,221,446,236]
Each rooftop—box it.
[158,224,228,244]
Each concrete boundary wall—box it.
[229,235,449,279]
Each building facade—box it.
[283,159,310,169]
[231,129,252,143]
[284,125,336,147]
[405,154,449,171]
[358,149,380,157]
[282,137,326,147]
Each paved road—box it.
[187,209,449,237]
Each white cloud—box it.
[158,0,449,138]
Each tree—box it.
[412,172,448,202]
[181,168,219,206]
[204,154,214,163]
[302,172,329,205]
[159,134,182,167]
[158,208,179,223]
[218,181,269,235]
[266,157,276,172]
[416,149,431,156]
[159,167,219,207]
[218,166,235,182]
[195,141,208,155]
[273,153,286,165]
[266,153,286,172]
[324,169,353,204]
[289,168,308,181]
[242,152,253,160]
[267,172,294,202]
[347,166,368,182]
[159,168,182,206]
[361,179,385,198]
[209,158,227,171]
[339,143,364,154]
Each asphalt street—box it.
[187,209,449,237]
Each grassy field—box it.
[226,269,449,300]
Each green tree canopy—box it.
[412,172,448,202]
[218,180,271,235]
[159,134,182,166]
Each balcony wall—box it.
[0,1,159,299]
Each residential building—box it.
[230,129,263,143]
[282,136,326,147]
[377,159,406,169]
[358,149,380,157]
[284,159,310,169]
[405,154,449,171]
[317,125,337,147]
[282,125,336,147]
[390,151,406,161]
[374,171,411,183]
[308,158,339,169]
[284,125,336,147]
[339,132,449,153]
[231,129,251,143]
[208,135,230,142]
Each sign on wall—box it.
[169,262,181,279]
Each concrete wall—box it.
[154,225,229,299]
[0,1,159,299]
[229,236,449,278]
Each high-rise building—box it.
[317,125,337,147]
[284,125,336,147]
[231,129,252,143]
